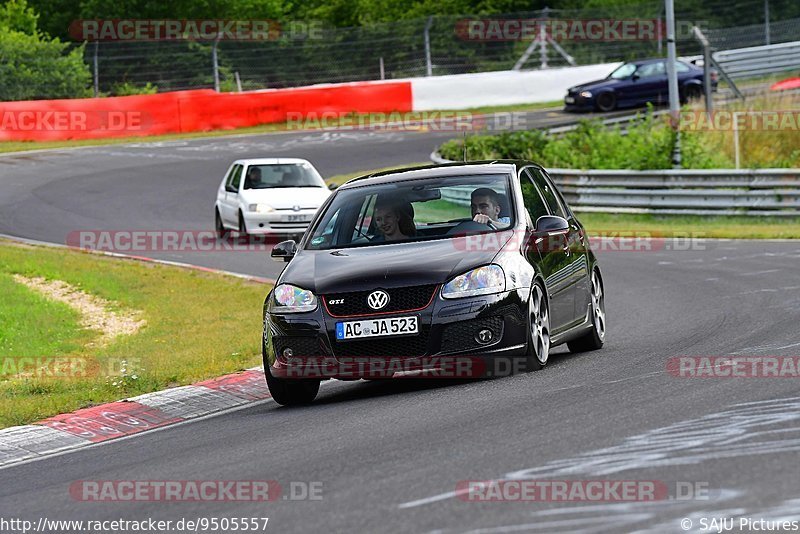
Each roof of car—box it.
[232,158,312,165]
[338,160,541,189]
[629,57,692,65]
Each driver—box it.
[245,167,262,188]
[471,188,510,227]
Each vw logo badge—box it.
[367,290,390,310]
[475,329,493,344]
[293,205,301,212]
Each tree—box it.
[0,0,92,101]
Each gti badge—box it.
[367,290,390,310]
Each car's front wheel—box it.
[238,210,248,236]
[215,209,226,239]
[524,283,551,372]
[265,366,320,406]
[596,92,617,112]
[568,269,606,353]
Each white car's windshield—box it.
[243,163,326,189]
[306,174,514,251]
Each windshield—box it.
[305,174,515,250]
[243,163,326,189]
[608,62,637,79]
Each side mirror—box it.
[328,183,338,190]
[271,240,297,263]
[534,216,569,236]
[631,73,640,81]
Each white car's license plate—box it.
[284,214,312,222]
[336,316,418,340]
[565,96,575,103]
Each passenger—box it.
[471,187,511,228]
[373,200,416,242]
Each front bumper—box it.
[264,288,530,380]
[564,94,595,111]
[243,209,317,235]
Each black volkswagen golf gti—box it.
[263,161,606,405]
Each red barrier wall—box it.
[0,82,412,142]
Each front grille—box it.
[324,285,437,317]
[440,316,504,353]
[332,326,431,358]
[272,336,322,357]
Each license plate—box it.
[284,214,311,222]
[336,316,418,340]
[565,96,575,103]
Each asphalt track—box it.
[2,108,800,533]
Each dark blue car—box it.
[564,58,717,112]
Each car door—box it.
[218,164,237,224]
[634,61,667,105]
[540,168,592,323]
[529,167,589,330]
[520,168,574,333]
[221,164,243,225]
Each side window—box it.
[529,168,568,219]
[225,165,242,193]
[638,61,665,78]
[224,165,240,192]
[520,169,550,225]
[230,165,243,191]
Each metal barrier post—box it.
[424,17,433,76]
[212,33,222,92]
[692,26,713,113]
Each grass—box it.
[0,240,270,428]
[577,212,800,239]
[0,273,92,358]
[0,100,562,155]
[681,91,800,168]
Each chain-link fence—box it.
[80,0,800,95]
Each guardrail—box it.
[550,169,800,216]
[430,152,800,216]
[714,40,800,79]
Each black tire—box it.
[567,269,606,353]
[524,283,551,372]
[215,209,227,239]
[596,92,617,112]
[238,210,248,236]
[265,365,320,406]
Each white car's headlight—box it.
[273,284,317,312]
[441,265,505,299]
[580,91,592,98]
[248,203,274,213]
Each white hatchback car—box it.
[215,158,332,237]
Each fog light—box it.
[475,329,493,344]
[282,348,294,358]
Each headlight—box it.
[441,265,505,299]
[273,284,317,312]
[579,91,592,98]
[248,203,274,213]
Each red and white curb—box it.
[0,368,270,468]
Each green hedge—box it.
[439,110,736,169]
